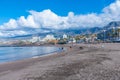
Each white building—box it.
[68,38,76,43]
[30,36,41,43]
[63,34,67,39]
[42,35,56,41]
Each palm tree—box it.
[75,36,80,43]
[111,27,115,40]
[107,32,111,40]
[117,28,120,40]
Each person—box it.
[79,46,83,49]
[61,47,63,50]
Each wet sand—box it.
[0,43,120,80]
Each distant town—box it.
[0,33,97,46]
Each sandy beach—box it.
[0,43,120,80]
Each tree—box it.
[75,36,80,42]
[111,28,116,40]
[106,32,111,40]
[117,28,120,39]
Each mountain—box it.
[104,21,120,29]
[2,27,102,40]
[62,27,101,34]
[51,21,120,36]
[3,21,120,40]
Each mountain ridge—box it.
[1,21,120,39]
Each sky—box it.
[0,0,115,24]
[0,0,119,38]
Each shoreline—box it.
[0,45,68,72]
[0,45,64,64]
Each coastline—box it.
[0,43,120,80]
[0,45,68,72]
[0,45,63,64]
[0,45,65,64]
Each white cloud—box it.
[18,15,39,28]
[0,19,18,30]
[29,9,69,29]
[67,13,103,28]
[0,30,28,38]
[0,0,120,37]
[101,0,120,22]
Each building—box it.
[63,34,67,39]
[29,36,41,43]
[42,35,56,41]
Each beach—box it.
[0,43,120,80]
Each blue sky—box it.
[0,0,120,38]
[0,0,115,24]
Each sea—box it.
[0,46,61,63]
